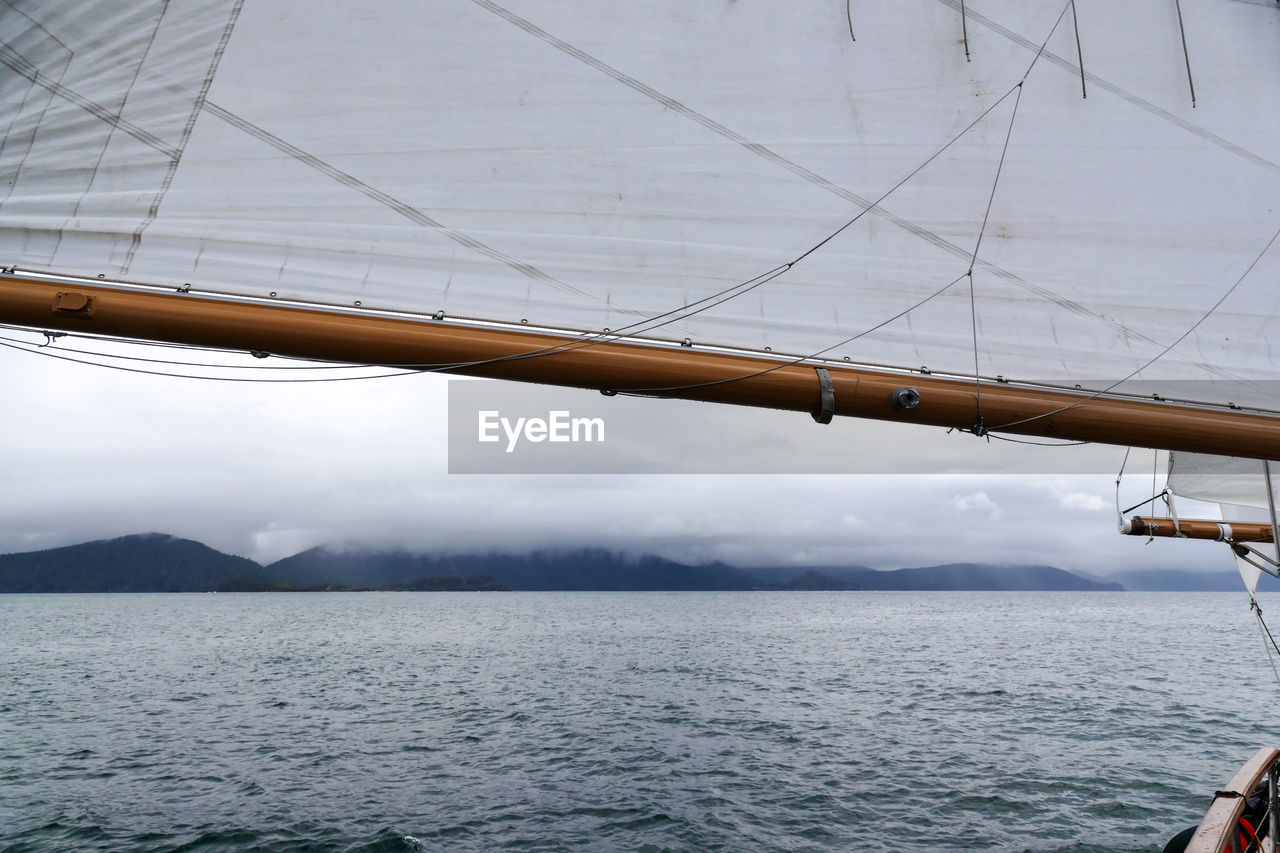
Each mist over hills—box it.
[4,532,1250,594]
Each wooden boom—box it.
[2,271,1279,458]
[1121,516,1274,543]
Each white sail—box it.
[3,0,1280,408]
[1168,451,1280,594]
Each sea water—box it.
[1,591,1276,852]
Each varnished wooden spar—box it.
[2,272,1280,458]
[1122,516,1275,543]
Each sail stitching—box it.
[0,1,73,211]
[328,85,1025,376]
[7,10,629,316]
[471,0,1214,379]
[604,274,969,397]
[991,221,1280,433]
[0,14,71,213]
[539,10,1064,398]
[929,0,1280,176]
[55,3,171,267]
[199,101,613,312]
[123,0,246,274]
[968,79,1029,434]
[7,0,1235,376]
[0,44,180,160]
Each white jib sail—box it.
[1168,452,1280,595]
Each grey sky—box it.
[0,331,1235,576]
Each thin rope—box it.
[789,87,1020,267]
[0,338,416,383]
[277,82,1026,379]
[1265,459,1280,562]
[1173,0,1197,108]
[965,82,1025,435]
[0,332,371,370]
[1252,597,1280,689]
[990,221,1280,432]
[1152,450,1160,515]
[967,272,985,433]
[846,0,855,42]
[0,320,448,369]
[986,433,1089,447]
[140,81,1019,383]
[960,0,971,61]
[1115,446,1133,521]
[1070,0,1087,99]
[0,10,1064,389]
[1022,1,1074,82]
[481,4,1072,398]
[611,274,969,396]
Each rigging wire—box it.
[2,0,1082,392]
[598,1,1066,420]
[960,0,971,61]
[609,273,969,397]
[1070,0,1087,98]
[1173,0,1197,107]
[1114,446,1133,522]
[55,79,1023,385]
[846,0,856,42]
[7,0,1239,411]
[0,331,376,371]
[965,81,1026,436]
[492,23,1064,399]
[985,433,1088,447]
[1021,1,1074,81]
[1153,449,1160,516]
[0,338,416,383]
[988,220,1280,433]
[323,0,1084,398]
[1251,597,1280,690]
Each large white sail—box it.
[3,0,1279,411]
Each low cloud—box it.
[951,491,1002,520]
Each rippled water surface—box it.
[2,591,1278,851]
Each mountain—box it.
[845,563,1122,592]
[0,535,1126,593]
[0,533,261,593]
[265,547,760,591]
[263,548,1122,591]
[1108,569,1278,592]
[751,563,1120,591]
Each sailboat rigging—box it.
[3,0,1280,847]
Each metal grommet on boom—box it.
[812,367,835,424]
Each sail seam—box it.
[59,2,171,268]
[124,0,246,274]
[0,44,179,160]
[470,0,1213,378]
[0,17,71,213]
[930,0,1280,176]
[199,101,612,312]
[991,222,1280,432]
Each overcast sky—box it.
[0,328,1238,577]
